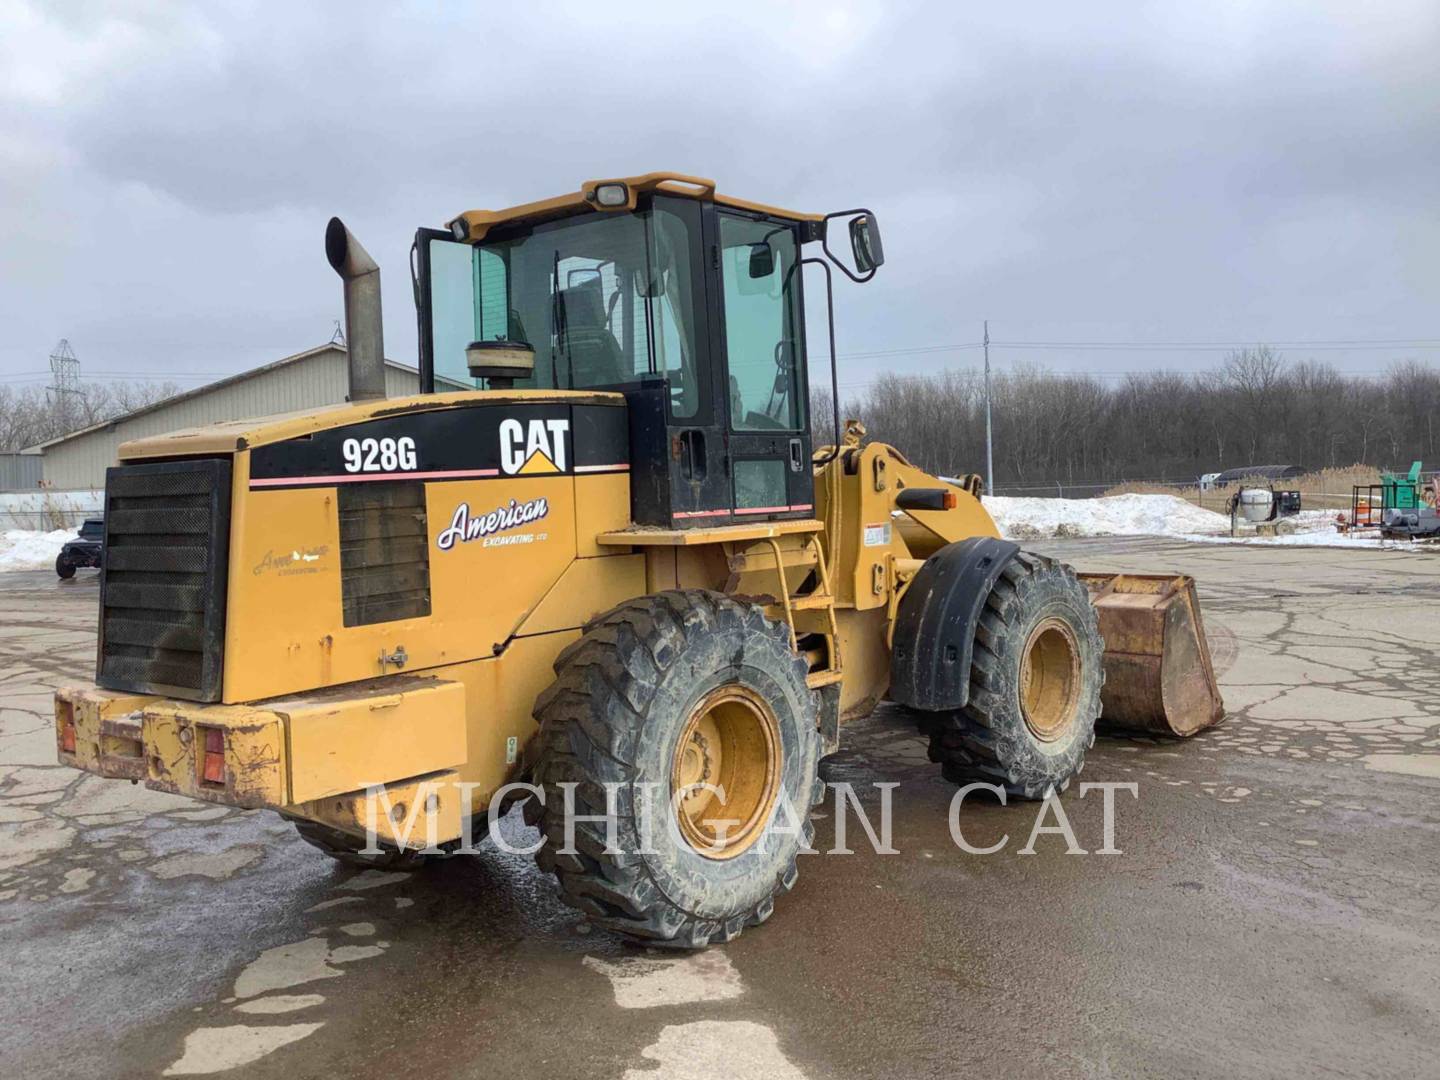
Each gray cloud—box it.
[1,1,1437,395]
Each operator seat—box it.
[557,280,628,389]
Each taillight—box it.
[60,714,77,755]
[200,727,226,785]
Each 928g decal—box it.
[436,497,549,550]
[342,436,417,473]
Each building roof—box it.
[27,344,423,452]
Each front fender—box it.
[888,536,1020,711]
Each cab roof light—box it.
[592,183,628,208]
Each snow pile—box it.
[1181,509,1420,550]
[0,529,74,572]
[1181,529,1411,550]
[1284,509,1345,534]
[982,493,1416,549]
[985,494,1229,540]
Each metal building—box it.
[30,345,433,490]
[0,451,43,492]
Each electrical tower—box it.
[48,339,82,432]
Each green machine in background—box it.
[1350,461,1440,539]
[1381,461,1424,510]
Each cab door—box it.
[709,208,813,519]
[645,195,732,523]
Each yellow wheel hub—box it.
[671,685,782,860]
[1019,617,1081,742]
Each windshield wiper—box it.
[550,249,566,390]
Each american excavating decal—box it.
[252,545,330,576]
[436,497,550,550]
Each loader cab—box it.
[413,173,881,528]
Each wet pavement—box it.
[2,537,1438,1079]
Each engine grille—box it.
[338,481,431,627]
[97,458,232,702]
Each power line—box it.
[983,320,993,496]
[836,364,1431,391]
[0,369,228,384]
[833,336,1440,363]
[837,343,984,360]
[994,340,1440,351]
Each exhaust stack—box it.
[325,217,386,402]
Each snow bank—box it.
[982,492,1416,550]
[985,493,1229,540]
[1178,530,1414,550]
[0,529,74,572]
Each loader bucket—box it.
[1078,573,1225,737]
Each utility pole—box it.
[47,339,82,433]
[983,320,994,495]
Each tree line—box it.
[812,349,1440,491]
[0,381,181,452]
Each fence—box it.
[0,490,103,531]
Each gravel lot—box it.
[1,537,1437,1079]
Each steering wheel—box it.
[774,339,797,372]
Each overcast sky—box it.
[2,1,1437,398]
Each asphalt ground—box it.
[1,536,1437,1079]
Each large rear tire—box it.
[526,590,822,948]
[918,551,1103,799]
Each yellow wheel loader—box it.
[54,172,1223,947]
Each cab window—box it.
[426,200,705,418]
[718,213,803,431]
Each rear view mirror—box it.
[849,213,884,273]
[747,243,775,279]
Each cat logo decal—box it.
[499,418,569,475]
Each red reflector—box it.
[201,727,226,785]
[943,490,958,509]
[60,718,76,755]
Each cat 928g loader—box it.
[54,172,1224,947]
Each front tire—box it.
[55,554,75,579]
[918,552,1103,799]
[526,590,822,948]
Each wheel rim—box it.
[671,685,782,860]
[1019,617,1081,742]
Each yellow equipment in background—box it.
[53,173,1223,947]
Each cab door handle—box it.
[679,429,708,481]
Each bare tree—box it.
[0,380,180,450]
[829,350,1440,488]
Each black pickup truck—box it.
[56,517,103,579]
